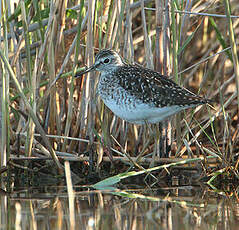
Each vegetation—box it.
[0,0,238,188]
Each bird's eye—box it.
[104,58,110,64]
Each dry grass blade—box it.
[0,50,62,170]
[3,0,239,185]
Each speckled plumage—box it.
[76,49,209,124]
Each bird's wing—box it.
[117,65,208,107]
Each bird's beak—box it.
[75,63,97,78]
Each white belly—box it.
[102,97,186,124]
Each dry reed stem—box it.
[1,0,238,174]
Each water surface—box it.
[2,184,238,230]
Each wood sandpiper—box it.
[76,49,210,124]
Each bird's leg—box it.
[159,120,171,158]
[143,121,160,167]
[147,123,160,168]
[100,134,114,164]
[155,123,161,157]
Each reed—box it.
[0,0,238,184]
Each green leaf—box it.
[178,19,203,55]
[66,9,78,20]
[92,156,219,189]
[178,33,195,55]
[8,0,31,22]
[92,176,121,188]
[209,17,232,61]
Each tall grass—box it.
[0,0,238,178]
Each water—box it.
[2,185,239,230]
